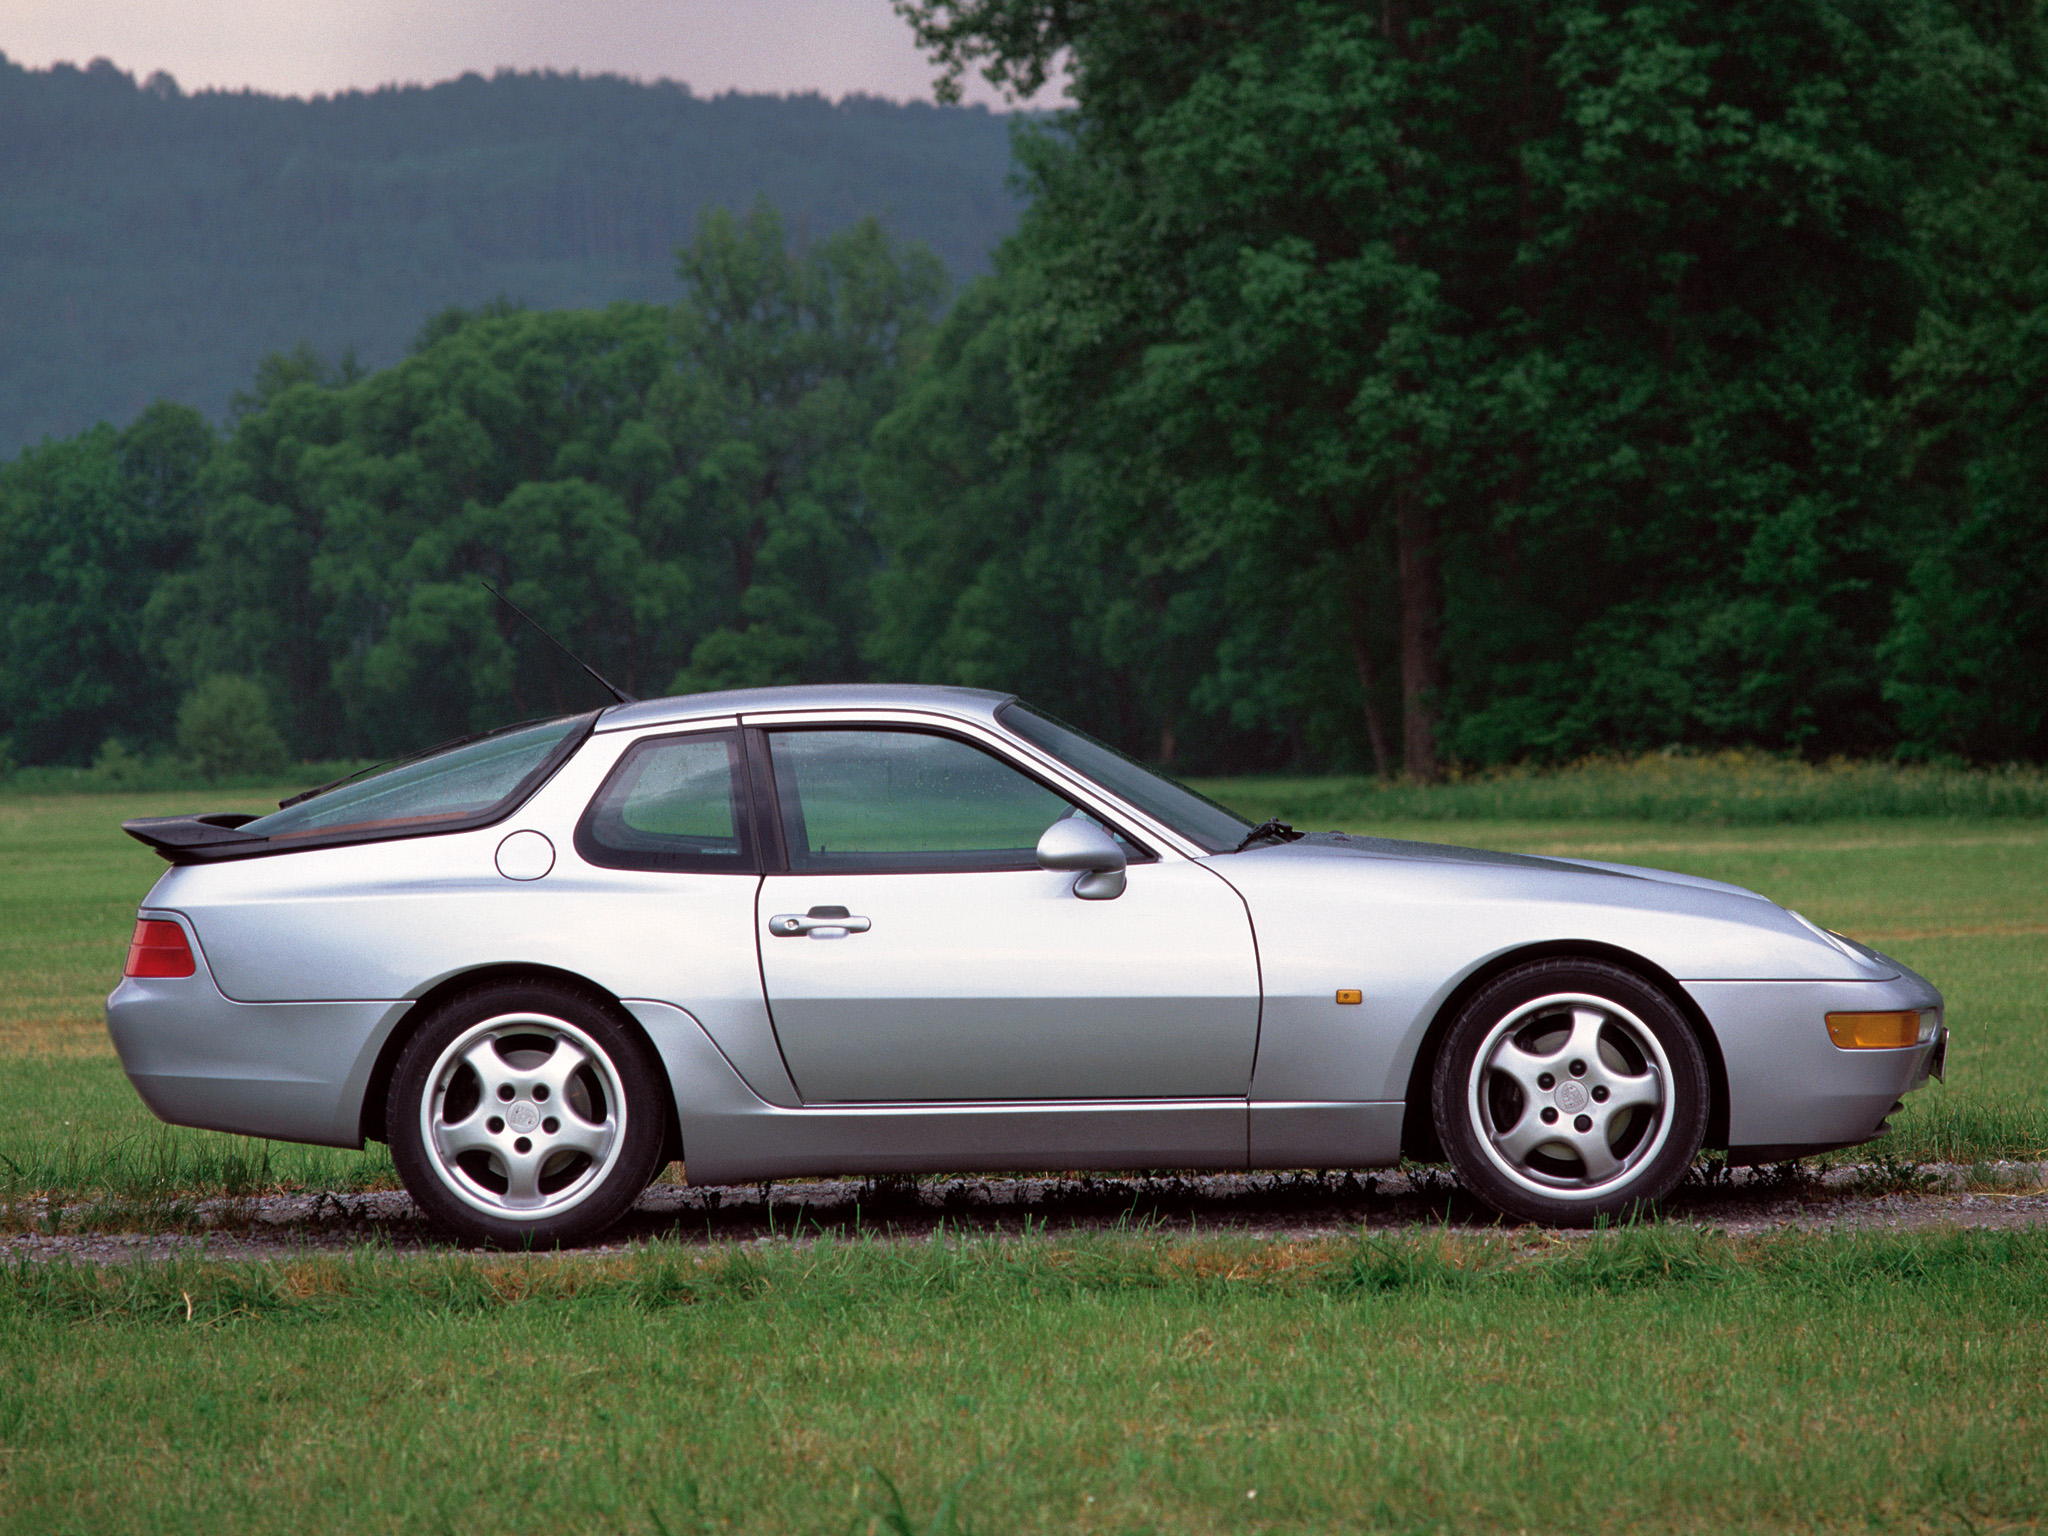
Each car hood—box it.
[1220,832,1897,981]
[1291,831,1771,901]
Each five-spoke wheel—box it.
[1432,960,1707,1226]
[388,981,667,1246]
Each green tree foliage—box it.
[863,265,1319,770]
[863,270,1143,739]
[898,0,2048,773]
[150,304,701,756]
[174,674,288,780]
[0,402,211,763]
[669,202,948,692]
[6,19,2048,774]
[142,212,944,759]
[1882,16,2048,760]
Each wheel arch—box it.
[1397,940,1730,1161]
[357,963,685,1164]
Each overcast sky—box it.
[0,0,1055,108]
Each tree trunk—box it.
[1396,492,1441,780]
[1344,583,1394,779]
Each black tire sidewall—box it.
[1431,959,1708,1227]
[388,980,668,1248]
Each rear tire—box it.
[1430,959,1707,1227]
[388,980,668,1247]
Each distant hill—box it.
[0,55,1023,451]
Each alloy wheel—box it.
[418,1012,628,1220]
[1465,991,1675,1201]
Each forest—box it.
[0,54,1020,452]
[1,0,2045,780]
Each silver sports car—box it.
[108,685,1946,1243]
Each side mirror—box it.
[1035,818,1127,900]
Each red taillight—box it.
[125,919,195,978]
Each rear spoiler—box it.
[122,814,267,862]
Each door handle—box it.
[769,907,872,938]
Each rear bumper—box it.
[105,957,409,1149]
[1688,970,1945,1156]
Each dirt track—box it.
[7,1160,2047,1264]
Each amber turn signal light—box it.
[1825,1010,1921,1049]
[125,918,196,979]
[1335,989,1362,1005]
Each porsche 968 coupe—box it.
[108,686,1946,1243]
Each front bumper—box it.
[1687,969,1946,1161]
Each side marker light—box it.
[125,919,196,978]
[1825,1011,1922,1050]
[1335,989,1362,1005]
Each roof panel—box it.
[595,683,1012,733]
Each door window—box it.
[575,730,754,872]
[767,729,1084,872]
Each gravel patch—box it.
[6,1159,2046,1264]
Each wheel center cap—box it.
[507,1102,540,1133]
[1554,1080,1590,1114]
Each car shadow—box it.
[59,1159,1884,1259]
[596,1159,1847,1247]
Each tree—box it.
[864,268,1170,755]
[147,204,948,758]
[866,262,1336,771]
[901,0,2026,773]
[0,402,211,763]
[154,311,696,756]
[176,673,288,779]
[666,200,948,692]
[1882,5,2048,760]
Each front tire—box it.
[1431,960,1707,1227]
[388,980,668,1247]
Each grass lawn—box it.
[4,1225,2047,1533]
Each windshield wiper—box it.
[1235,818,1304,851]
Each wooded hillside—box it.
[0,55,1019,451]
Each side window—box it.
[767,729,1088,873]
[575,731,755,872]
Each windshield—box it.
[242,715,589,841]
[996,702,1251,854]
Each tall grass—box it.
[1869,1090,2048,1164]
[1198,750,2048,825]
[0,1125,397,1228]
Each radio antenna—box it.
[479,580,635,706]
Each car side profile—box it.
[108,685,1947,1244]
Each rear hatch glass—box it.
[241,715,589,841]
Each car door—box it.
[753,724,1261,1103]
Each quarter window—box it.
[767,729,1088,873]
[575,731,754,872]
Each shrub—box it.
[88,737,151,787]
[174,674,287,780]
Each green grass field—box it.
[5,1226,2048,1533]
[3,774,2044,1532]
